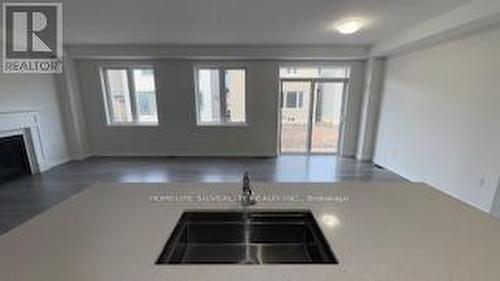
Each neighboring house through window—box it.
[283,91,304,109]
[102,67,159,125]
[195,67,246,126]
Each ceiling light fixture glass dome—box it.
[335,18,365,34]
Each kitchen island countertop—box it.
[1,182,500,281]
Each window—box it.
[279,66,350,79]
[133,69,158,123]
[102,67,158,125]
[286,67,298,74]
[283,91,303,108]
[195,67,246,125]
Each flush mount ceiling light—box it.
[334,18,364,34]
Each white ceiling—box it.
[57,0,472,45]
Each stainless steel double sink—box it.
[156,211,338,264]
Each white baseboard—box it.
[38,156,72,173]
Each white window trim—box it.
[278,63,351,81]
[194,65,248,127]
[100,66,160,127]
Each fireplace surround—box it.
[0,111,47,175]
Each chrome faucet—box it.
[241,172,256,206]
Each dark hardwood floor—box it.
[0,155,404,235]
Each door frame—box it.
[278,78,349,155]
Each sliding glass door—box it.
[280,80,346,154]
[310,82,345,153]
[280,81,312,153]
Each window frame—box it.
[194,65,248,127]
[101,66,159,127]
[279,63,351,80]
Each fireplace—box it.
[0,135,31,184]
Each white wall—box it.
[76,60,280,157]
[0,73,71,169]
[74,59,366,157]
[341,61,366,157]
[54,57,91,160]
[374,27,500,213]
[357,58,385,161]
[492,182,500,217]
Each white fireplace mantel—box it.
[0,111,47,173]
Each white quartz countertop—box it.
[1,182,500,281]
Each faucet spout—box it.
[241,172,256,206]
